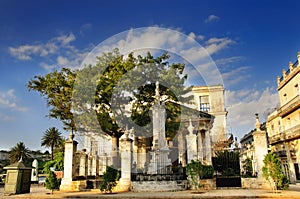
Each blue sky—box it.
[1,0,300,151]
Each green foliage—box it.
[186,160,214,190]
[241,157,255,177]
[43,152,64,173]
[9,142,31,163]
[45,171,60,194]
[41,127,64,160]
[29,49,191,143]
[100,166,120,193]
[213,150,240,176]
[262,152,289,191]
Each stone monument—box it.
[147,81,172,174]
[31,159,38,183]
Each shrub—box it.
[45,171,60,194]
[262,152,289,191]
[100,166,120,193]
[186,160,214,190]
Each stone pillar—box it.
[91,155,99,176]
[31,159,38,182]
[252,114,268,180]
[88,156,93,176]
[60,132,78,191]
[111,136,119,168]
[79,150,88,177]
[284,142,297,183]
[178,131,185,166]
[198,131,203,162]
[205,130,212,164]
[98,154,108,175]
[119,132,133,191]
[186,119,197,163]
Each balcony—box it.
[275,150,287,158]
[278,94,300,117]
[269,124,300,144]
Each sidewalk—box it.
[1,184,300,199]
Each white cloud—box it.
[54,33,76,45]
[9,32,94,71]
[226,87,279,138]
[57,56,69,65]
[204,15,220,23]
[204,37,234,55]
[222,66,251,86]
[216,56,245,66]
[0,89,27,112]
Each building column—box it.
[198,131,203,162]
[252,114,268,180]
[60,133,78,191]
[78,149,88,178]
[205,129,212,165]
[119,132,133,191]
[284,142,297,183]
[186,119,197,163]
[111,136,119,168]
[178,131,186,167]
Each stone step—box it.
[131,181,187,192]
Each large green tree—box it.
[9,142,31,163]
[29,49,192,146]
[41,127,64,160]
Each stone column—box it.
[91,155,99,176]
[198,131,203,162]
[79,149,88,177]
[60,132,78,191]
[186,119,197,163]
[111,136,119,168]
[119,132,133,191]
[205,130,212,164]
[284,142,297,183]
[98,154,108,175]
[252,114,268,180]
[178,131,185,166]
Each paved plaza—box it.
[1,184,300,199]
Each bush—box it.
[186,160,214,190]
[45,171,60,194]
[262,152,289,191]
[100,166,120,193]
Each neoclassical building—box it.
[191,85,230,151]
[78,85,229,169]
[266,52,300,183]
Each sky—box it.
[1,0,300,151]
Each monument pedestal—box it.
[119,133,133,191]
[60,133,79,191]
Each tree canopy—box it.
[9,142,31,163]
[29,49,192,142]
[41,127,64,160]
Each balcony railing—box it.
[275,150,287,157]
[278,94,300,117]
[269,123,300,144]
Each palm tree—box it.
[9,142,31,163]
[41,127,64,160]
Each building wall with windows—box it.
[267,52,300,183]
[192,85,228,149]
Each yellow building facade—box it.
[267,52,300,183]
[192,85,229,151]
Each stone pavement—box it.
[1,184,300,199]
